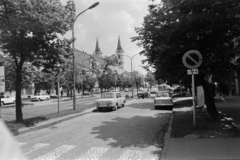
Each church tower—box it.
[93,38,102,57]
[116,36,124,73]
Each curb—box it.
[17,107,96,135]
[160,111,174,160]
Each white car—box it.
[154,91,173,109]
[95,92,126,111]
[1,95,15,105]
[31,93,50,101]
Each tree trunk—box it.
[197,75,219,120]
[15,66,23,122]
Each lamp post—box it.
[72,2,99,110]
[121,53,139,98]
[81,57,93,97]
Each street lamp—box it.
[80,57,93,97]
[72,2,99,110]
[121,53,139,98]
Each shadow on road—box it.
[91,113,170,152]
[173,98,193,108]
[126,101,155,110]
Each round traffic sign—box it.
[182,50,202,69]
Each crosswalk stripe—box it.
[17,142,26,146]
[75,147,109,160]
[118,150,143,160]
[34,145,76,160]
[24,143,50,155]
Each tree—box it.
[0,0,74,122]
[133,0,240,119]
[92,56,118,92]
[145,71,157,89]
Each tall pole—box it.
[131,59,133,98]
[81,57,92,98]
[72,23,76,110]
[121,53,139,98]
[57,77,60,114]
[72,2,99,110]
[192,72,196,128]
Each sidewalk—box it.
[161,95,240,160]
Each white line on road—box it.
[23,143,50,155]
[34,145,76,160]
[118,150,143,160]
[75,147,109,160]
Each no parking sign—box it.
[182,50,202,69]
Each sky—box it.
[60,0,161,75]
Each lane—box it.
[1,96,99,122]
[16,98,171,160]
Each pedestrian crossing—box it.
[18,142,156,160]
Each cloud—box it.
[59,0,161,75]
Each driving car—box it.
[1,95,15,106]
[31,93,50,101]
[95,92,126,111]
[154,91,173,109]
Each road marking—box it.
[17,142,26,146]
[118,150,143,160]
[75,147,109,160]
[23,143,50,155]
[34,145,76,160]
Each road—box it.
[1,91,139,122]
[1,95,99,122]
[16,98,171,160]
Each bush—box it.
[125,94,130,99]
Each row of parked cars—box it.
[0,93,51,106]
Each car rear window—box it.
[157,92,170,97]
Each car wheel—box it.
[98,108,102,112]
[1,101,4,106]
[38,98,41,101]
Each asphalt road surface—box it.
[16,98,171,160]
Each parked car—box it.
[95,92,126,111]
[124,88,130,92]
[172,87,188,98]
[149,91,157,98]
[137,89,149,99]
[154,91,173,109]
[31,93,50,101]
[1,95,15,105]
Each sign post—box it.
[182,50,202,128]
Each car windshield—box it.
[101,93,115,98]
[157,92,170,97]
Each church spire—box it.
[93,37,102,57]
[95,37,100,52]
[117,36,122,51]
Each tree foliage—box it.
[133,0,240,119]
[0,0,74,122]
